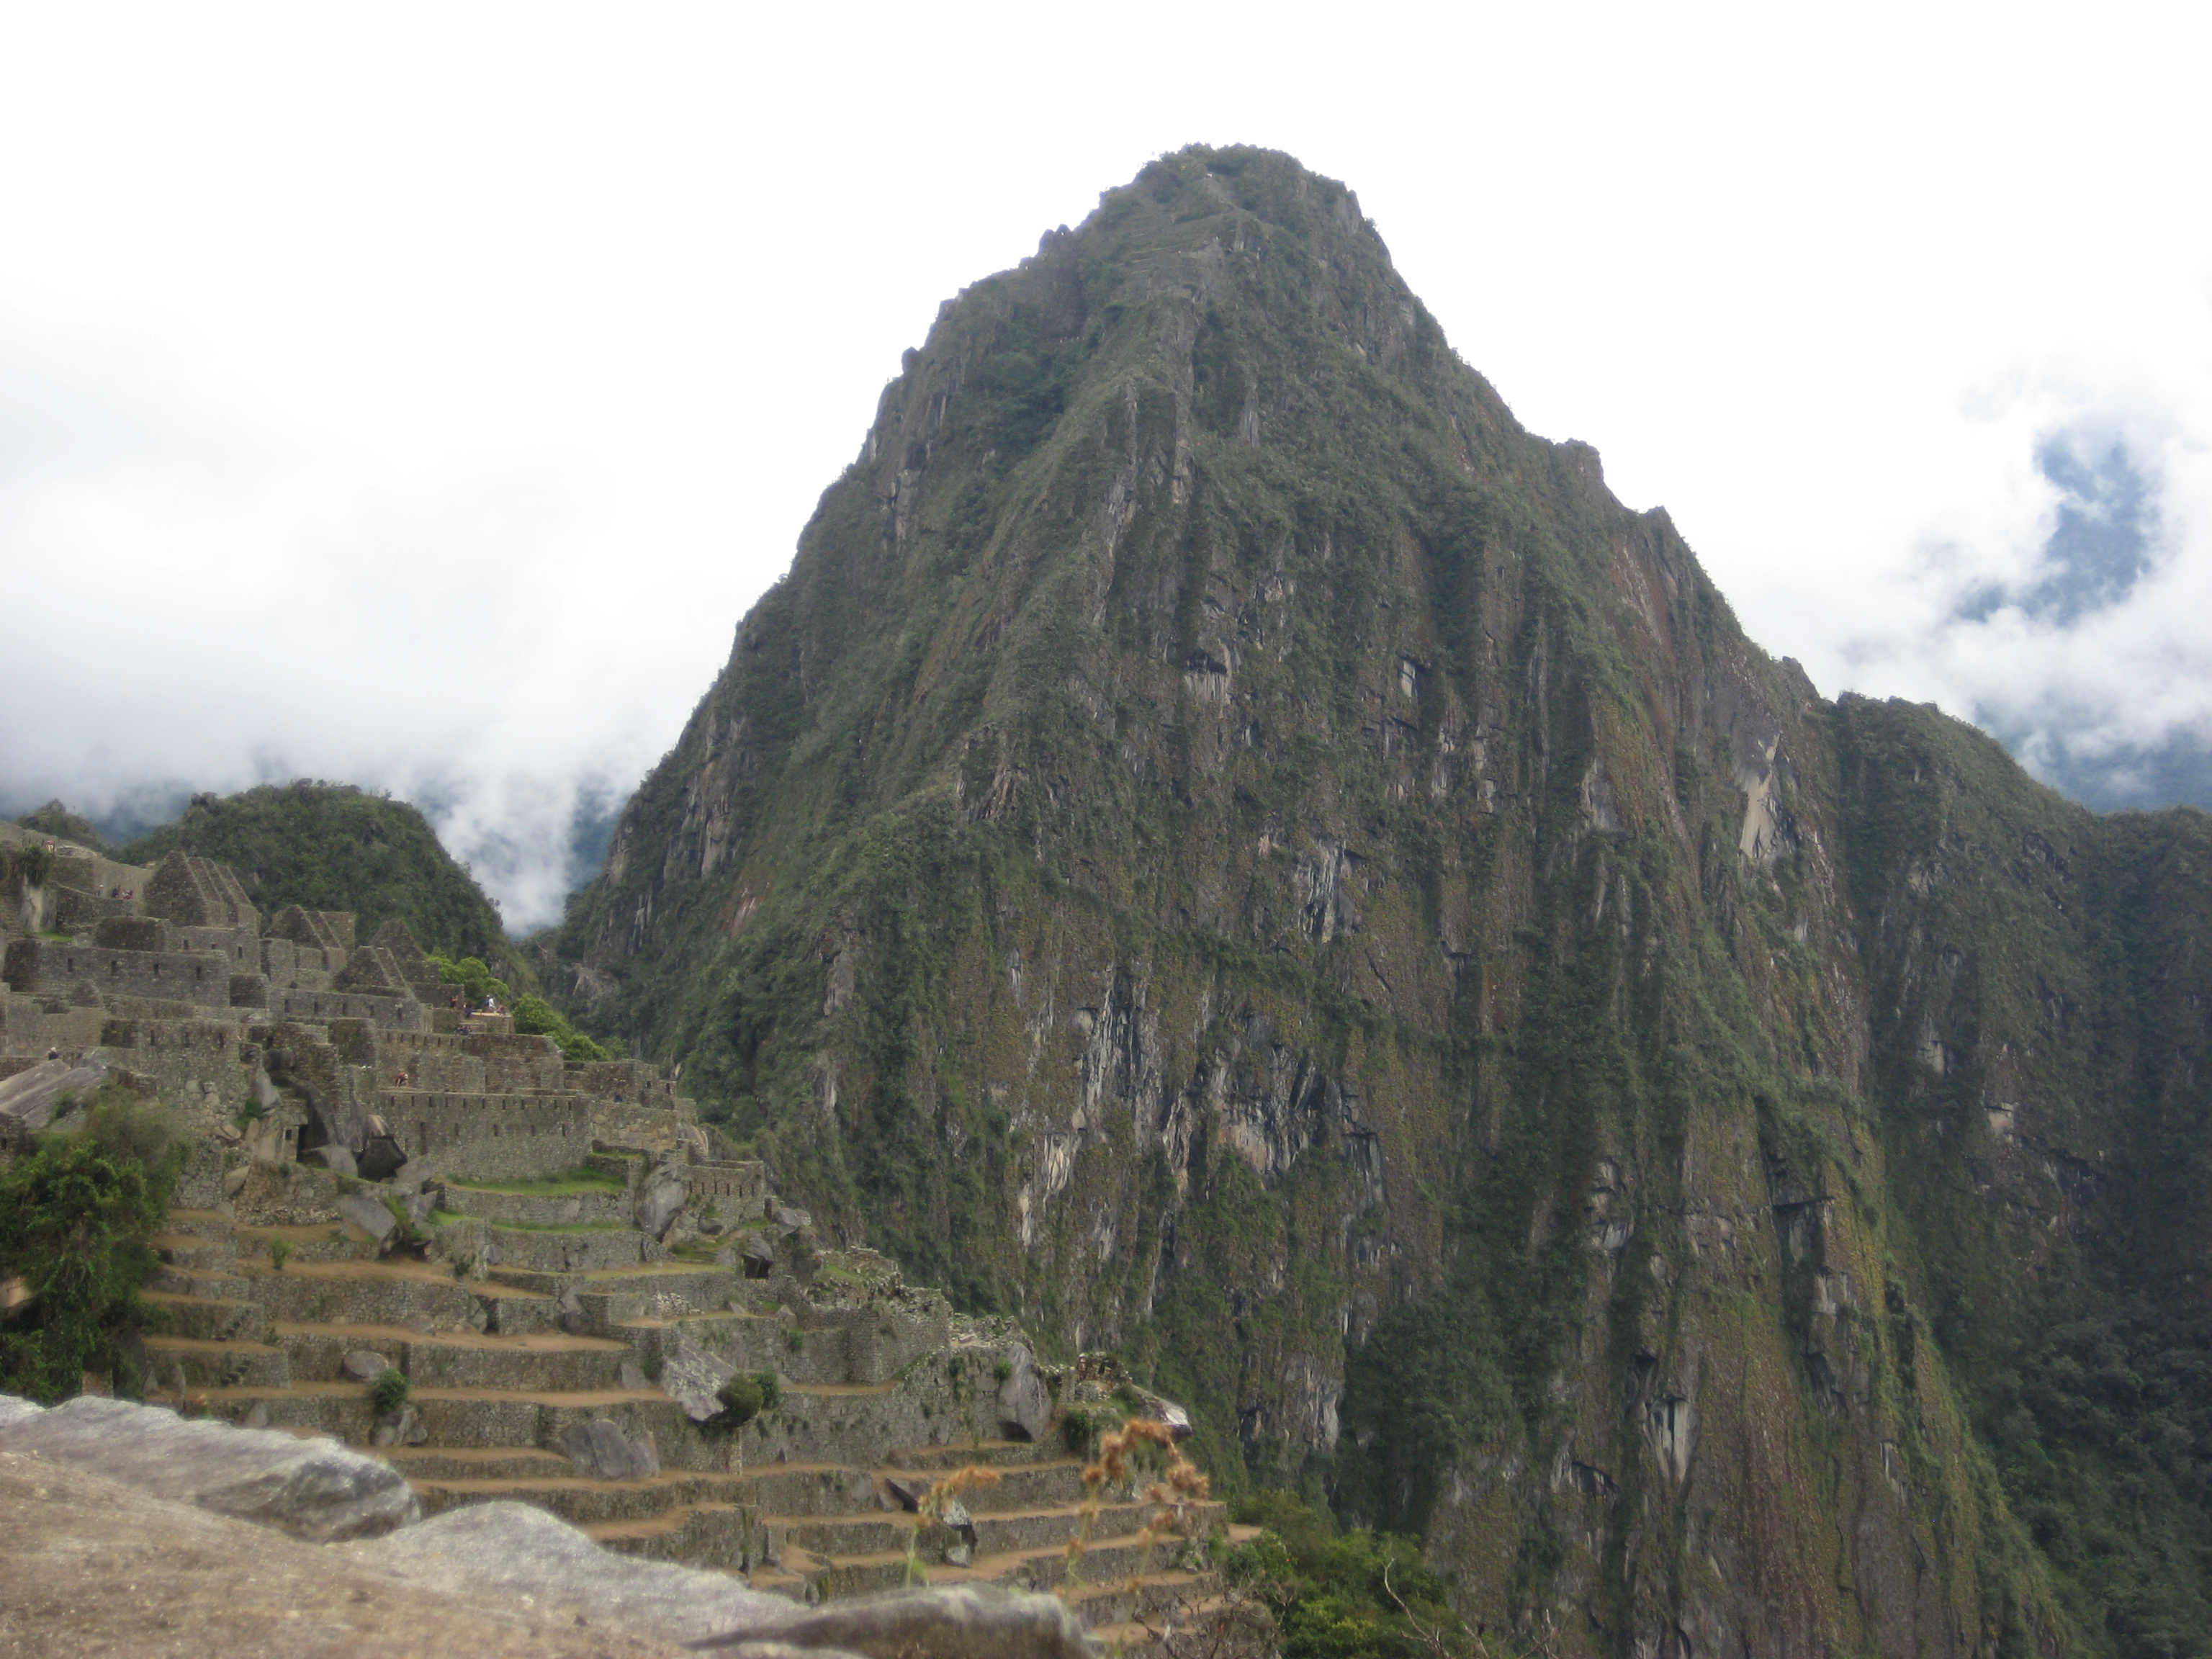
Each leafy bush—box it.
[268,1238,292,1272]
[1223,1490,1473,1659]
[0,1094,181,1402]
[430,954,511,1009]
[510,993,613,1063]
[5,843,53,890]
[706,1370,780,1434]
[369,1367,410,1416]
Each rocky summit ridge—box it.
[539,146,2212,1656]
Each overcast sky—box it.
[4,1,2208,930]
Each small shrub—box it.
[1061,1408,1097,1455]
[269,1238,293,1272]
[994,1359,1013,1383]
[718,1372,764,1424]
[704,1369,781,1437]
[369,1367,410,1416]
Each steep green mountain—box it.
[546,146,2212,1655]
[120,784,530,984]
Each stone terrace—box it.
[0,832,1243,1640]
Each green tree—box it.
[0,1094,180,1403]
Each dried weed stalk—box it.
[1060,1416,1211,1612]
[902,1462,1002,1587]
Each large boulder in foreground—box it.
[351,1502,1092,1658]
[0,1398,1093,1658]
[0,1393,418,1541]
[0,1444,680,1659]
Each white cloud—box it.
[4,1,2211,922]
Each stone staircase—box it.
[140,1163,1246,1640]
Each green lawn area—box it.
[488,1218,631,1235]
[444,1165,626,1196]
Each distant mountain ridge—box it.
[539,146,2212,1656]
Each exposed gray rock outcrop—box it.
[0,1393,418,1540]
[0,1059,107,1131]
[350,1501,1090,1657]
[337,1189,399,1247]
[559,1417,660,1480]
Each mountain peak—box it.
[544,150,2212,1652]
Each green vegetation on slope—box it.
[540,145,2211,1653]
[0,1089,181,1403]
[14,800,106,850]
[120,783,529,984]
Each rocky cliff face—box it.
[549,148,2212,1656]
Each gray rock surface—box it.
[337,1189,398,1246]
[693,1585,1092,1659]
[634,1161,688,1239]
[350,1503,1090,1657]
[346,1501,795,1643]
[994,1345,1052,1442]
[656,1326,732,1421]
[0,1059,107,1131]
[302,1142,358,1177]
[0,1393,418,1540]
[559,1417,660,1480]
[372,1403,430,1447]
[556,1286,588,1334]
[343,1349,392,1382]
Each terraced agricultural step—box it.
[487,1264,742,1328]
[272,1320,631,1390]
[148,1264,256,1300]
[235,1259,488,1328]
[150,1231,240,1272]
[235,1221,377,1264]
[585,1502,760,1573]
[929,1529,1201,1599]
[487,1223,650,1274]
[143,1381,374,1438]
[617,1308,866,1388]
[765,1510,919,1560]
[888,1438,1068,1471]
[411,1472,743,1526]
[439,1184,635,1227]
[143,1290,268,1343]
[478,1285,559,1335]
[162,1208,238,1240]
[373,1444,578,1482]
[877,1457,1089,1512]
[141,1334,291,1388]
[965,1498,1167,1558]
[405,1385,695,1452]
